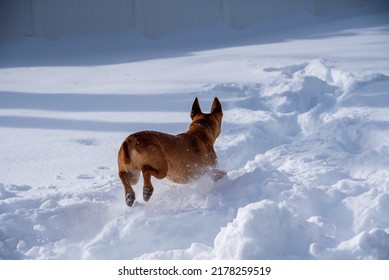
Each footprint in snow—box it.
[77,174,95,180]
[5,184,32,192]
[74,138,99,146]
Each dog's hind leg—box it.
[141,161,168,202]
[119,169,140,207]
[118,139,140,207]
[141,166,154,202]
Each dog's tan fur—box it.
[118,97,226,207]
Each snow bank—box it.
[1,0,373,39]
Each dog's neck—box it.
[195,123,214,135]
[187,122,215,140]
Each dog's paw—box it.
[143,188,153,202]
[125,193,136,207]
[212,169,227,181]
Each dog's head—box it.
[190,97,223,139]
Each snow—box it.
[1,5,389,260]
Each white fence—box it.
[0,0,368,39]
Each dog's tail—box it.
[118,136,140,185]
[119,136,137,164]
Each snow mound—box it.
[311,228,389,260]
[214,200,334,259]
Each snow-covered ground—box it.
[1,8,389,259]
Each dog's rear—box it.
[118,97,225,207]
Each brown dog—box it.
[118,97,226,207]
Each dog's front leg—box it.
[210,168,227,182]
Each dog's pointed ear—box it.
[211,97,222,115]
[191,97,202,119]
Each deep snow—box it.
[1,9,389,260]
